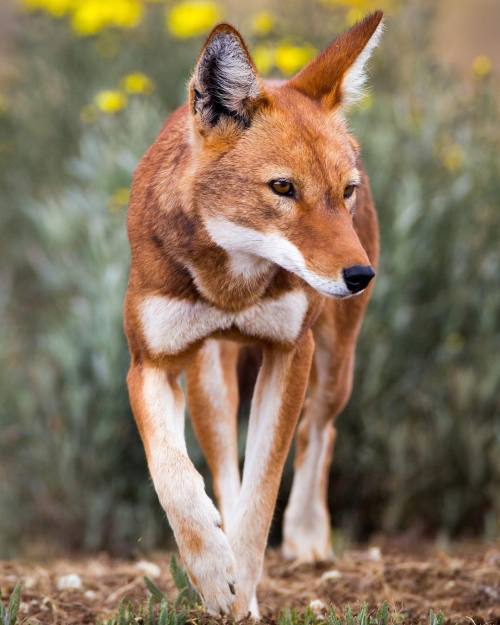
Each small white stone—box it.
[23,576,36,589]
[84,590,97,600]
[309,599,326,615]
[56,574,83,590]
[86,561,108,577]
[135,560,161,578]
[320,569,342,582]
[368,546,382,562]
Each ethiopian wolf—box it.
[124,11,383,618]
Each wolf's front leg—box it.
[127,361,237,615]
[227,331,315,618]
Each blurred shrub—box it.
[1,102,164,554]
[0,1,499,555]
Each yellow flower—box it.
[44,0,75,17]
[252,11,275,37]
[109,187,130,212]
[94,89,127,114]
[71,1,110,36]
[121,72,155,95]
[71,0,143,36]
[346,7,364,25]
[21,0,143,29]
[441,143,464,173]
[472,55,492,79]
[252,45,275,75]
[20,0,75,16]
[275,43,316,77]
[111,0,143,29]
[167,1,221,38]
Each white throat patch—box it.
[203,216,351,298]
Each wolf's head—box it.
[188,13,383,298]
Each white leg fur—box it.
[227,348,300,617]
[282,419,334,561]
[282,341,337,561]
[141,366,237,615]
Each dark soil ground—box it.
[1,542,499,625]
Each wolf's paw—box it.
[282,533,333,562]
[231,590,260,620]
[226,536,261,620]
[178,505,237,615]
[282,513,333,562]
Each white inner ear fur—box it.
[214,37,260,115]
[197,33,260,118]
[342,19,384,105]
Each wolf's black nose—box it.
[343,265,375,293]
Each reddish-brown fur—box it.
[124,12,382,617]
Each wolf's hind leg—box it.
[282,308,361,562]
[185,339,241,530]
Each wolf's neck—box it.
[186,243,277,312]
[223,250,273,283]
[163,204,277,310]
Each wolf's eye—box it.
[343,184,357,199]
[270,179,295,197]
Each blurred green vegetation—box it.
[0,0,499,557]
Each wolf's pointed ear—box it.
[189,23,263,130]
[288,11,384,109]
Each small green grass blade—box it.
[169,556,200,609]
[428,609,445,625]
[4,583,22,625]
[278,607,293,625]
[326,607,342,625]
[345,605,355,625]
[144,576,167,604]
[375,602,390,625]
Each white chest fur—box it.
[140,290,309,355]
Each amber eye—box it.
[270,179,295,197]
[343,184,357,199]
